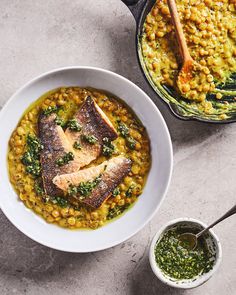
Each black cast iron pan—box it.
[121,0,236,124]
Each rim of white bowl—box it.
[0,66,173,252]
[149,217,222,289]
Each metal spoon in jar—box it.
[179,204,236,250]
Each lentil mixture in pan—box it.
[141,0,236,118]
[8,87,151,229]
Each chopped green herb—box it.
[55,116,66,127]
[21,134,43,177]
[112,187,120,197]
[52,196,68,208]
[102,144,113,156]
[56,152,74,166]
[67,119,82,131]
[117,122,136,150]
[117,122,129,138]
[26,134,44,155]
[81,134,98,145]
[43,106,59,116]
[68,185,78,196]
[34,180,50,202]
[34,182,44,195]
[68,175,102,199]
[25,163,41,177]
[102,137,115,157]
[126,184,135,197]
[73,141,82,150]
[126,136,136,150]
[107,204,129,220]
[21,151,34,166]
[155,227,215,280]
[77,175,101,197]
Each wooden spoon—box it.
[167,0,195,85]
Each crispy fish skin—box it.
[53,156,132,209]
[84,157,131,208]
[39,96,118,198]
[38,113,81,196]
[53,160,109,192]
[65,96,118,168]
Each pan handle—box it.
[121,0,146,22]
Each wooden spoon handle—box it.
[167,0,192,62]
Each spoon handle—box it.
[196,204,236,238]
[167,0,192,62]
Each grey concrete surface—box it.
[0,1,236,294]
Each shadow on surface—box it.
[0,212,94,282]
[130,255,186,295]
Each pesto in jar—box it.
[155,227,215,280]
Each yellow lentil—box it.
[141,0,236,110]
[8,87,151,230]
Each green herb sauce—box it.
[55,116,66,127]
[126,136,136,150]
[117,121,136,150]
[155,227,215,280]
[66,118,82,131]
[43,106,60,116]
[51,196,69,208]
[81,134,98,145]
[117,121,129,137]
[73,141,82,150]
[107,204,129,220]
[21,134,43,177]
[125,184,135,198]
[34,182,44,195]
[68,175,102,200]
[56,152,74,166]
[112,187,120,197]
[102,137,115,157]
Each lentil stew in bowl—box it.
[140,0,236,121]
[8,87,151,230]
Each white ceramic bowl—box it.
[0,66,173,252]
[149,218,222,289]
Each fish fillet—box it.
[65,96,118,168]
[53,156,132,208]
[39,96,117,196]
[38,113,83,196]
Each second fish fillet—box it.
[65,96,118,168]
[53,156,132,208]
